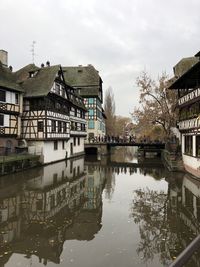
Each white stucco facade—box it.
[181,133,200,177]
[28,136,85,164]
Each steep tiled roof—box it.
[15,64,60,97]
[0,62,24,92]
[63,65,102,97]
[173,57,199,78]
[14,64,40,83]
[15,64,87,110]
[63,65,101,86]
[169,60,200,89]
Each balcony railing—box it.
[178,88,200,106]
[0,102,20,113]
[178,117,200,130]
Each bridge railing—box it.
[86,136,164,145]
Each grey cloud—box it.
[1,0,200,116]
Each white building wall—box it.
[182,154,200,177]
[193,135,196,157]
[4,114,9,127]
[28,140,69,164]
[26,157,85,189]
[43,141,68,164]
[71,137,85,155]
[182,134,185,154]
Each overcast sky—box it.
[1,0,200,117]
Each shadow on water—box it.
[0,148,200,266]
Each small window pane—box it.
[88,109,94,116]
[0,90,6,102]
[15,93,19,104]
[88,120,94,129]
[88,98,94,104]
[54,141,58,150]
[38,121,43,132]
[52,120,56,132]
[0,114,4,126]
[58,121,62,133]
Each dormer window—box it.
[29,71,38,78]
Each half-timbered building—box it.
[15,63,87,164]
[22,157,86,223]
[169,52,200,177]
[0,50,23,155]
[63,65,106,140]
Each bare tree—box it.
[115,115,132,137]
[132,71,177,138]
[104,87,116,135]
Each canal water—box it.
[0,148,200,267]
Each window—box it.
[196,136,200,157]
[54,141,58,150]
[38,121,43,132]
[55,102,61,110]
[55,83,60,94]
[62,87,65,97]
[36,200,43,210]
[0,90,6,102]
[62,188,66,199]
[63,122,67,133]
[78,137,80,146]
[185,135,192,155]
[88,120,94,129]
[88,109,94,116]
[15,93,19,104]
[70,161,73,173]
[57,191,62,205]
[71,121,75,131]
[0,114,4,126]
[50,195,55,209]
[74,137,76,146]
[53,173,58,184]
[62,140,65,150]
[88,98,94,104]
[71,107,75,116]
[58,121,62,133]
[52,120,56,132]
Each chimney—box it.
[0,50,8,67]
[9,66,13,72]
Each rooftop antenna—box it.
[30,41,36,63]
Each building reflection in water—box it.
[131,171,200,267]
[0,156,109,266]
[2,147,200,267]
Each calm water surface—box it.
[0,148,200,267]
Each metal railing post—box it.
[169,235,200,267]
